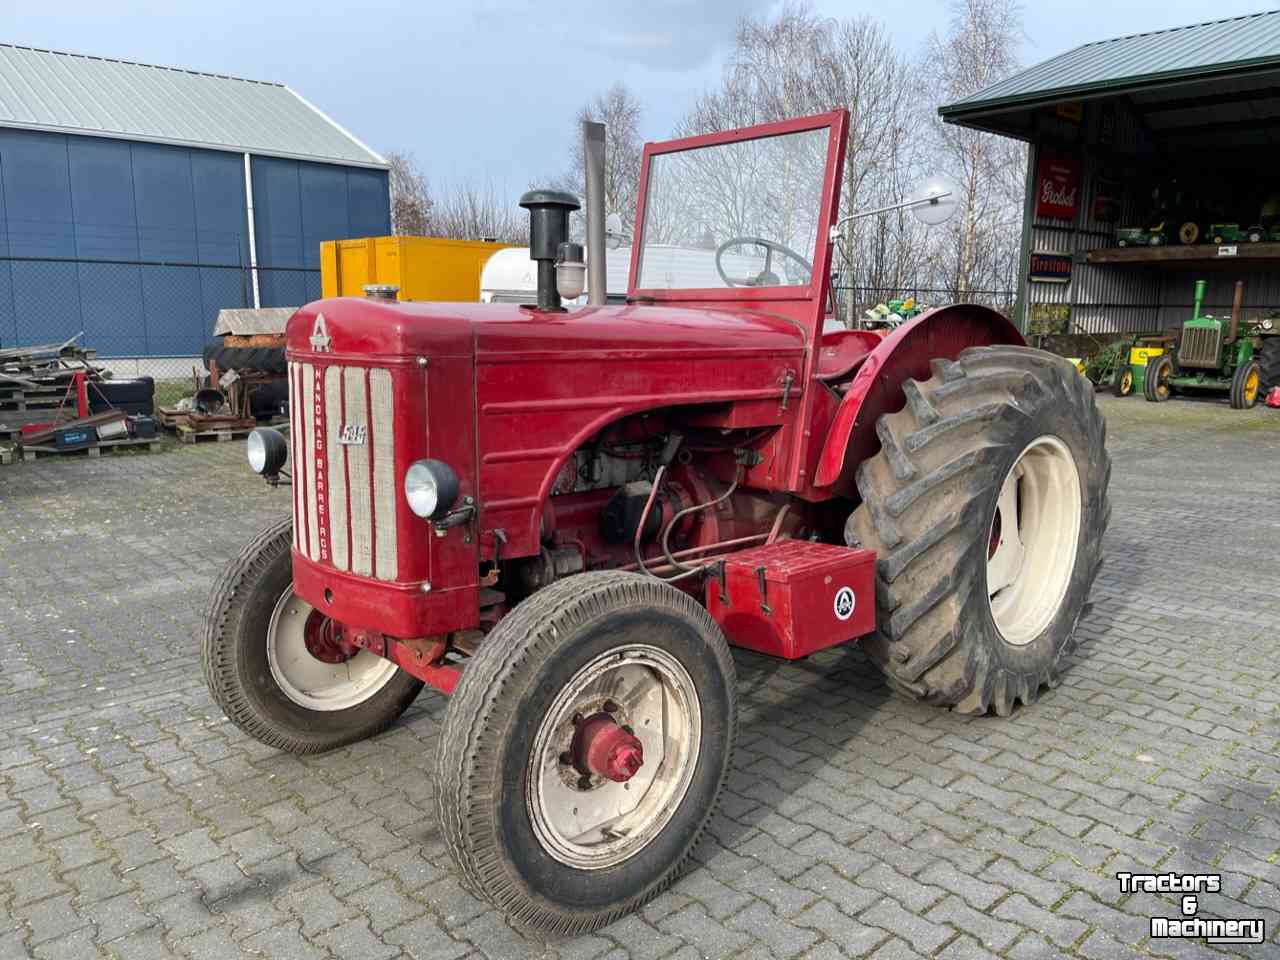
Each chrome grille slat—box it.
[370,369,397,580]
[288,359,398,582]
[345,369,374,578]
[300,362,320,559]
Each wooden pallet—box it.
[175,423,255,444]
[1,436,161,465]
[0,389,77,412]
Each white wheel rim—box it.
[266,588,399,711]
[986,435,1082,646]
[527,644,701,870]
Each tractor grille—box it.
[289,361,399,581]
[1178,325,1223,370]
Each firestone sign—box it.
[1035,152,1079,220]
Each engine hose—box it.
[659,466,743,574]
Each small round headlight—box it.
[247,428,288,476]
[1263,318,1274,331]
[404,459,460,519]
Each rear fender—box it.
[813,305,1023,494]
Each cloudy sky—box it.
[11,0,1275,201]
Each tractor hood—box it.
[285,297,806,363]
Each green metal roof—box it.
[942,10,1280,118]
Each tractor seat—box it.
[816,329,881,382]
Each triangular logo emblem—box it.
[309,313,332,352]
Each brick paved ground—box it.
[0,395,1278,959]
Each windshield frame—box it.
[626,110,847,304]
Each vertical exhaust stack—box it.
[519,190,579,311]
[583,121,607,306]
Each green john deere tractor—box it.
[1145,280,1280,408]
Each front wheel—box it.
[202,518,423,753]
[1231,359,1262,409]
[1112,364,1134,397]
[1144,355,1174,402]
[435,572,736,934]
[845,346,1110,715]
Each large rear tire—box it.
[435,572,736,934]
[1259,338,1280,394]
[203,518,423,753]
[845,346,1110,716]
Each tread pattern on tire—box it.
[202,517,421,754]
[434,571,736,936]
[1230,359,1262,409]
[203,340,287,375]
[1258,339,1280,394]
[846,345,1110,716]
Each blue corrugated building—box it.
[0,44,389,361]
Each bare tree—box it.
[430,178,529,245]
[385,150,432,236]
[547,84,645,243]
[921,0,1027,297]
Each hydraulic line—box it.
[660,466,742,573]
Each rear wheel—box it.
[203,518,423,753]
[1179,222,1200,245]
[1144,355,1174,402]
[1230,359,1262,409]
[1112,364,1134,397]
[435,572,735,934]
[844,346,1109,715]
[1259,338,1280,393]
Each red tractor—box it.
[205,111,1109,934]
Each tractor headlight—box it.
[247,428,288,476]
[404,459,460,519]
[1263,318,1274,331]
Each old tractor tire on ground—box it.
[1259,338,1280,394]
[1144,355,1174,402]
[203,518,423,754]
[845,346,1110,716]
[1230,359,1263,409]
[434,571,736,935]
[203,339,287,375]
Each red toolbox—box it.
[705,540,877,659]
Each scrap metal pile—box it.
[0,334,157,460]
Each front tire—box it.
[845,346,1110,716]
[435,572,736,934]
[1112,364,1134,397]
[1144,355,1174,402]
[202,518,423,753]
[1230,359,1262,409]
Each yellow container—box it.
[320,236,513,302]
[1129,346,1164,366]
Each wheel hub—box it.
[573,713,644,782]
[302,611,360,664]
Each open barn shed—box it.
[941,11,1280,341]
[0,44,389,372]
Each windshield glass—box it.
[635,126,828,291]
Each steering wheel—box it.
[715,237,813,287]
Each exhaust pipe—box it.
[584,121,607,306]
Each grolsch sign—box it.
[1035,152,1079,220]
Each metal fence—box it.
[0,258,1018,396]
[831,284,1016,321]
[0,255,320,383]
